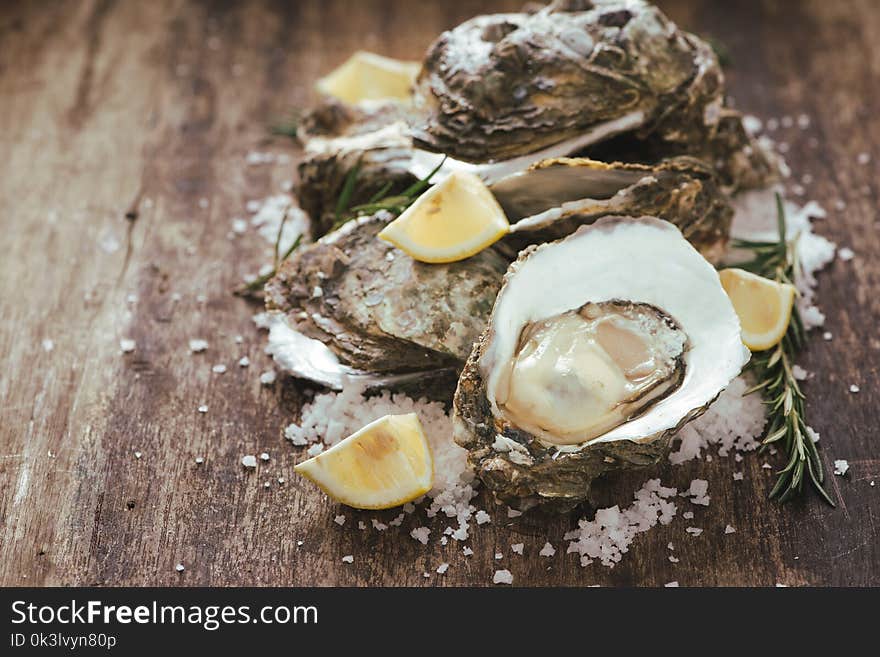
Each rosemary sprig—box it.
[331,156,447,231]
[733,193,834,505]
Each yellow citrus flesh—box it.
[293,413,433,510]
[378,171,510,263]
[719,267,796,351]
[316,51,420,104]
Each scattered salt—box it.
[195,457,204,465]
[493,569,513,585]
[410,527,430,545]
[725,525,736,534]
[260,370,277,385]
[511,543,524,555]
[238,356,250,367]
[506,508,523,518]
[833,459,849,476]
[334,515,346,526]
[475,510,491,525]
[42,339,54,352]
[341,555,354,563]
[189,339,208,353]
[857,152,871,165]
[120,338,136,353]
[212,364,227,374]
[664,581,679,588]
[462,547,474,556]
[823,332,833,341]
[733,472,744,481]
[306,443,324,457]
[682,479,710,506]
[685,527,703,536]
[669,555,679,563]
[259,452,270,461]
[134,451,142,460]
[838,247,855,261]
[849,384,860,393]
[539,542,556,557]
[197,405,208,413]
[792,365,809,380]
[494,552,503,560]
[565,479,677,568]
[436,563,449,575]
[241,455,257,469]
[175,564,185,573]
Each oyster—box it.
[265,212,509,380]
[409,0,774,190]
[297,100,418,237]
[494,156,732,262]
[453,216,749,510]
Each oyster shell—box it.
[297,100,418,237]
[493,156,732,261]
[265,212,509,377]
[453,216,749,510]
[409,0,774,191]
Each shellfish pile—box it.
[270,0,779,509]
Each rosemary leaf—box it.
[739,192,834,506]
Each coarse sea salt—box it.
[539,542,556,557]
[493,569,513,585]
[833,460,849,476]
[565,479,677,568]
[189,339,208,353]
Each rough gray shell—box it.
[412,0,774,192]
[265,213,509,374]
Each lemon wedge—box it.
[316,51,420,104]
[719,268,796,351]
[293,413,433,510]
[378,171,510,263]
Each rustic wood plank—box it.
[0,0,876,587]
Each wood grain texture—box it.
[0,0,877,587]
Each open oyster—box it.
[453,216,749,510]
[265,212,509,381]
[409,0,774,190]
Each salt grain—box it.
[410,527,430,545]
[334,515,346,526]
[511,543,524,555]
[134,451,142,459]
[306,443,324,457]
[475,510,491,525]
[463,547,474,556]
[725,525,736,534]
[189,339,208,353]
[260,370,277,385]
[685,527,703,536]
[857,152,871,165]
[342,555,354,563]
[669,555,680,563]
[833,459,849,476]
[664,581,679,588]
[493,569,513,585]
[120,338,136,353]
[241,455,257,469]
[733,472,744,481]
[539,542,556,557]
[823,332,833,341]
[197,405,208,413]
[849,384,860,393]
[42,339,54,352]
[838,247,855,261]
[437,563,449,574]
[212,364,227,374]
[238,356,250,367]
[175,564,185,573]
[195,457,204,465]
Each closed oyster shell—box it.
[265,213,509,374]
[411,0,774,192]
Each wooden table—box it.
[1,0,877,587]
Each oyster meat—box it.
[453,216,749,510]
